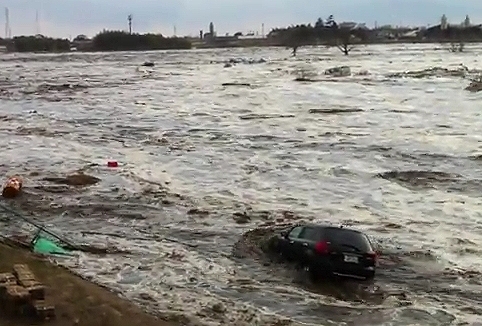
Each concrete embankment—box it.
[0,242,179,326]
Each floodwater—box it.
[1,43,482,325]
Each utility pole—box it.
[36,9,40,35]
[128,14,133,34]
[5,7,10,39]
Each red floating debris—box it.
[107,161,118,168]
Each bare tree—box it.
[283,25,315,57]
[335,28,355,55]
[336,40,355,55]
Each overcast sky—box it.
[2,0,482,38]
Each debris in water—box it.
[239,113,295,120]
[227,58,266,65]
[187,208,209,216]
[43,173,100,187]
[324,66,351,77]
[32,234,72,256]
[2,176,23,199]
[377,170,460,188]
[107,161,119,168]
[232,212,251,224]
[465,78,482,93]
[308,108,363,114]
[222,82,251,87]
[142,62,155,67]
[294,77,320,82]
[387,66,468,79]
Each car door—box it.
[281,226,303,261]
[295,227,321,265]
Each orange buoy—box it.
[2,176,23,199]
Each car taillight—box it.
[367,251,378,262]
[314,241,329,254]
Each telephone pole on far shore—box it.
[36,9,40,35]
[128,14,133,34]
[5,7,11,39]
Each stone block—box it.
[26,284,46,301]
[12,264,36,282]
[0,272,16,283]
[4,285,31,315]
[32,300,56,320]
[0,273,18,299]
[6,285,30,302]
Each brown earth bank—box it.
[0,242,178,326]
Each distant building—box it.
[73,34,89,42]
[71,35,93,51]
[401,29,420,38]
[339,22,357,30]
[441,14,448,30]
[463,15,471,28]
[203,22,217,41]
[209,22,215,37]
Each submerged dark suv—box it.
[273,224,378,280]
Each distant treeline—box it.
[91,30,192,51]
[3,30,192,53]
[269,25,369,47]
[425,25,482,42]
[6,36,70,52]
[268,15,482,48]
[268,15,369,48]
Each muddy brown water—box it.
[1,44,482,325]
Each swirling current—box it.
[1,43,482,326]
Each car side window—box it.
[288,226,303,239]
[298,227,321,241]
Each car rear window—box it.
[324,228,373,252]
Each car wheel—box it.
[275,250,286,263]
[307,264,321,282]
[364,271,375,280]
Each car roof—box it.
[298,223,365,234]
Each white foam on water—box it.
[1,43,482,325]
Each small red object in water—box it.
[107,161,118,168]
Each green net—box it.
[32,235,71,255]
